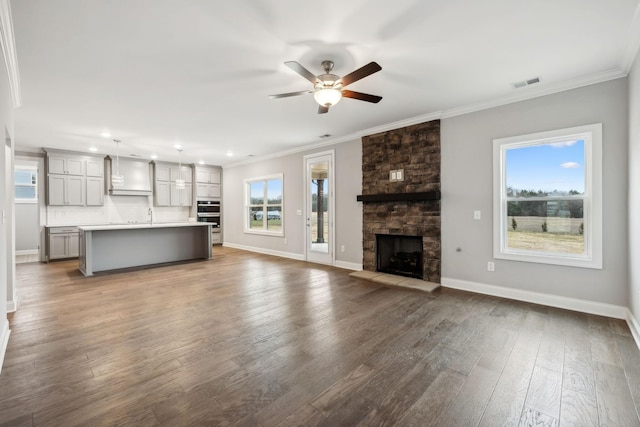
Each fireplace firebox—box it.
[376,234,423,279]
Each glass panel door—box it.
[305,152,334,265]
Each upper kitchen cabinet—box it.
[153,161,194,207]
[195,168,220,184]
[48,174,85,206]
[170,166,193,183]
[194,165,222,200]
[48,155,84,175]
[44,149,105,206]
[86,159,104,177]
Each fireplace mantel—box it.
[356,190,440,203]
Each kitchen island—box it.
[78,222,212,276]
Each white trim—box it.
[243,174,284,237]
[0,0,20,108]
[222,242,305,261]
[303,150,335,266]
[441,277,627,320]
[334,260,362,271]
[626,309,640,351]
[492,123,603,269]
[621,1,640,74]
[15,249,37,256]
[6,294,19,313]
[0,319,10,374]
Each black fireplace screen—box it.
[376,234,423,279]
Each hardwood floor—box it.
[1,246,639,426]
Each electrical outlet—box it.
[474,210,481,220]
[341,245,345,252]
[284,238,287,245]
[487,261,495,272]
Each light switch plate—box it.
[474,210,481,220]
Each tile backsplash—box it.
[46,196,191,226]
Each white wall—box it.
[0,32,15,368]
[629,53,640,324]
[441,78,629,306]
[223,138,363,266]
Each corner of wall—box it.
[0,318,10,373]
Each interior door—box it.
[304,151,334,265]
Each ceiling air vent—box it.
[319,134,331,139]
[512,76,541,89]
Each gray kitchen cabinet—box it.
[195,168,220,184]
[48,155,84,175]
[171,182,192,207]
[170,166,193,183]
[155,181,170,206]
[86,177,104,206]
[48,175,85,206]
[47,227,80,260]
[196,183,221,198]
[155,164,170,182]
[86,159,104,177]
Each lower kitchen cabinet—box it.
[47,227,80,260]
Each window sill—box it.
[494,249,602,269]
[244,229,284,237]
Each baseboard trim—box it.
[6,294,19,313]
[441,277,628,320]
[15,249,38,256]
[0,319,10,374]
[626,309,640,351]
[334,261,362,271]
[222,242,305,261]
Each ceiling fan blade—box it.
[268,90,312,99]
[342,90,382,103]
[341,62,382,87]
[318,105,329,114]
[284,61,319,84]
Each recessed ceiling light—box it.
[150,154,158,159]
[100,131,111,138]
[226,151,233,157]
[173,144,183,150]
[89,147,98,152]
[198,160,205,165]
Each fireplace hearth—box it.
[376,234,423,279]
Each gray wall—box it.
[224,78,630,308]
[441,78,629,306]
[223,138,363,266]
[629,53,640,320]
[14,158,40,252]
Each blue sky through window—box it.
[506,139,585,194]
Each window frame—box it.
[243,173,284,236]
[14,166,38,204]
[492,123,602,269]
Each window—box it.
[244,174,283,235]
[493,123,602,269]
[15,167,38,203]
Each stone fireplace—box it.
[360,120,441,283]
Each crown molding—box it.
[621,1,640,74]
[441,68,626,119]
[0,0,20,108]
[225,68,627,170]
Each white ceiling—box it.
[11,0,640,167]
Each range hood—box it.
[106,156,153,196]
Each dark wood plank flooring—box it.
[1,246,639,426]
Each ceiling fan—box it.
[269,60,382,114]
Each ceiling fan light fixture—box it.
[314,88,342,107]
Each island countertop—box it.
[78,222,212,276]
[77,222,209,231]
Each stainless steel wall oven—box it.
[197,200,221,229]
